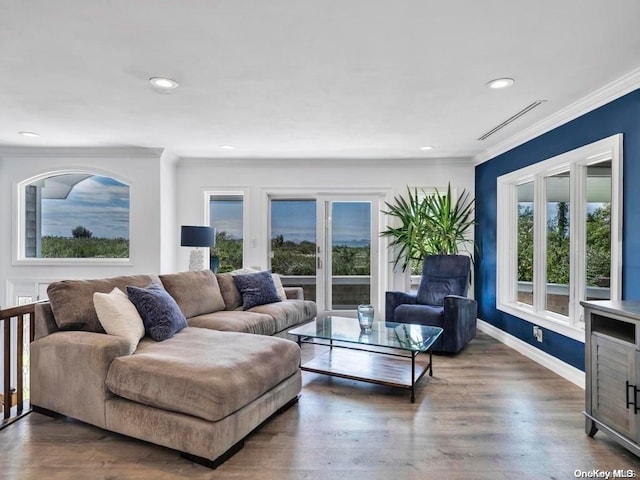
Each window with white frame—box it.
[208,193,244,272]
[18,172,130,261]
[496,134,622,341]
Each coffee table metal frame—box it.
[288,316,443,403]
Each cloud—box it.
[67,177,129,206]
[40,176,130,238]
[212,218,243,238]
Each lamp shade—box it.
[180,226,215,247]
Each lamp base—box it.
[188,249,205,271]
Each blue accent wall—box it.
[475,88,640,371]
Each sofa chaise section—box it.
[106,328,300,422]
[105,327,302,463]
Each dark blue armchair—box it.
[385,255,477,353]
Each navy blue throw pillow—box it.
[126,283,187,341]
[233,270,282,310]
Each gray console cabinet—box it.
[582,300,640,456]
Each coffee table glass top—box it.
[288,315,443,352]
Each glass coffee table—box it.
[288,315,443,403]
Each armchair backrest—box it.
[416,255,470,306]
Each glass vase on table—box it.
[357,304,374,333]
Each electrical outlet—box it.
[533,326,543,342]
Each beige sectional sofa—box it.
[30,269,317,468]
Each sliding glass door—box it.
[270,199,318,301]
[322,200,373,310]
[269,194,380,313]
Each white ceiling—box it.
[1,0,640,161]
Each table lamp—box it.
[180,225,215,271]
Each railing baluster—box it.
[3,316,10,420]
[1,301,40,429]
[17,314,24,416]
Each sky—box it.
[40,175,129,238]
[210,199,371,246]
[39,186,370,244]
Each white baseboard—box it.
[477,319,585,389]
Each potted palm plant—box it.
[380,183,476,272]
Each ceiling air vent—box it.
[478,100,547,141]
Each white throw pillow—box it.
[271,273,287,301]
[94,287,146,354]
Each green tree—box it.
[72,225,93,238]
[271,237,315,275]
[517,202,611,287]
[518,205,534,282]
[214,231,243,272]
[586,203,611,286]
[547,203,570,285]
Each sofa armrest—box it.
[385,291,417,322]
[31,331,130,428]
[34,302,59,340]
[284,287,304,300]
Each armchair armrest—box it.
[385,291,417,322]
[31,331,130,428]
[442,295,478,351]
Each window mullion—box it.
[610,136,623,302]
[571,163,586,325]
[533,174,546,313]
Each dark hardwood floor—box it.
[2,332,639,479]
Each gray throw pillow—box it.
[233,270,282,310]
[127,283,187,341]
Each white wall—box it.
[0,150,476,308]
[159,150,179,274]
[0,147,165,307]
[176,157,476,307]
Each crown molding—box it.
[0,146,164,158]
[177,156,474,168]
[474,67,640,166]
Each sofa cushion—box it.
[216,268,265,311]
[127,283,187,342]
[188,310,277,336]
[216,273,243,311]
[93,288,145,354]
[394,303,444,326]
[271,273,287,301]
[159,270,225,318]
[234,270,282,310]
[47,274,159,332]
[105,327,300,422]
[417,278,459,306]
[249,299,317,333]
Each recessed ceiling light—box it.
[487,78,515,89]
[149,77,179,90]
[219,145,235,150]
[420,146,434,151]
[19,131,40,138]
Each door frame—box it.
[264,187,390,316]
[316,194,381,315]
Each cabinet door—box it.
[591,333,637,439]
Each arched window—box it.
[19,172,130,260]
